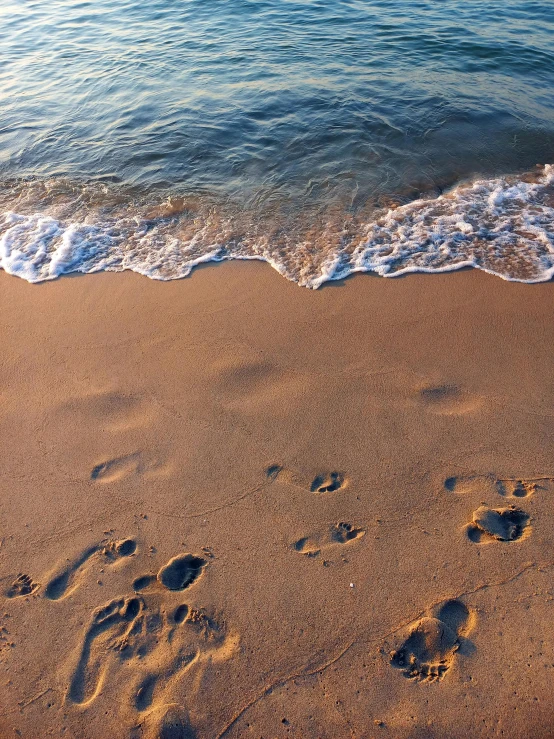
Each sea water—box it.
[1,0,553,286]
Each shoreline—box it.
[1,164,553,288]
[1,262,554,738]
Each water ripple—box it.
[0,0,553,284]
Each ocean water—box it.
[1,0,553,286]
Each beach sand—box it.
[0,263,553,738]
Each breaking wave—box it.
[1,165,553,288]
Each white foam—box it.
[1,166,553,287]
[341,164,554,286]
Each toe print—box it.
[390,600,474,682]
[267,464,348,493]
[5,573,40,598]
[293,522,365,557]
[310,472,345,493]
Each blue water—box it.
[1,0,553,285]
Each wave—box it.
[0,165,553,288]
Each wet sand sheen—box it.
[0,263,554,738]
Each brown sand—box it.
[0,263,553,738]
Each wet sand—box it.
[0,263,553,738]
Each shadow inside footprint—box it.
[293,522,365,557]
[144,703,196,739]
[133,574,157,592]
[158,554,207,591]
[496,479,542,498]
[68,596,143,705]
[331,522,364,544]
[391,617,457,681]
[418,384,479,415]
[6,573,40,598]
[510,481,533,497]
[265,464,283,481]
[444,476,457,492]
[173,604,189,624]
[310,472,345,493]
[468,506,530,543]
[91,453,146,482]
[293,537,321,557]
[420,385,461,403]
[45,539,137,601]
[433,599,471,633]
[391,599,473,682]
[109,538,137,558]
[135,673,158,712]
[45,544,100,600]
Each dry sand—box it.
[0,263,553,738]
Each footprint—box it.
[418,384,481,415]
[466,506,530,543]
[133,650,198,712]
[331,521,365,544]
[173,604,189,625]
[67,595,144,705]
[266,465,347,494]
[293,537,321,557]
[133,554,207,596]
[56,390,151,433]
[310,472,346,494]
[293,522,365,557]
[496,478,550,498]
[265,464,283,482]
[131,604,233,718]
[45,538,137,601]
[109,539,138,558]
[141,703,196,739]
[445,473,551,499]
[67,584,237,724]
[390,599,474,681]
[5,573,40,598]
[133,574,158,592]
[0,619,10,657]
[443,474,497,495]
[157,554,207,591]
[91,453,164,483]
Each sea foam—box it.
[1,166,553,288]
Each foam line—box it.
[1,166,552,287]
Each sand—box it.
[0,262,553,738]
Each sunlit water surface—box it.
[1,0,553,285]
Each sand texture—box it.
[0,263,554,738]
